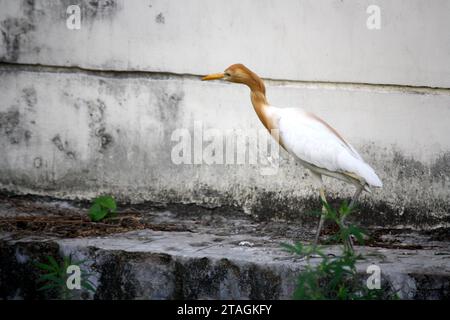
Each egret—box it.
[202,64,382,250]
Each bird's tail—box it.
[344,158,382,189]
[357,161,383,188]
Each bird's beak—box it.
[202,72,225,81]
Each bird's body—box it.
[202,63,382,249]
[260,106,382,190]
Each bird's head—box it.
[202,63,265,94]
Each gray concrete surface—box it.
[1,196,450,300]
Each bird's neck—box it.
[247,76,282,147]
[242,71,276,130]
[250,88,273,131]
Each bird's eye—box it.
[224,72,231,77]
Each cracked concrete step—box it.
[1,195,449,300]
[1,229,450,300]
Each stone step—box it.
[1,195,449,300]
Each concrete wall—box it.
[1,0,449,228]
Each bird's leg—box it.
[313,187,328,246]
[341,185,364,252]
[348,185,364,210]
[341,185,363,225]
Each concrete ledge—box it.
[1,196,450,300]
[3,227,450,300]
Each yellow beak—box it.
[202,72,225,81]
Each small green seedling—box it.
[35,255,96,299]
[89,195,117,222]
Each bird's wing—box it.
[273,107,382,187]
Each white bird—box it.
[202,64,382,249]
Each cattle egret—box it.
[202,64,382,250]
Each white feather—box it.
[270,107,382,187]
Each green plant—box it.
[35,255,96,299]
[316,200,366,249]
[89,195,117,222]
[282,201,397,300]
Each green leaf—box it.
[89,203,107,221]
[37,273,60,283]
[339,200,349,211]
[47,256,60,271]
[337,286,349,300]
[63,256,72,270]
[347,225,366,245]
[81,280,96,293]
[94,196,117,211]
[35,262,54,272]
[89,196,117,221]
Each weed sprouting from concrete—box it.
[282,202,398,300]
[88,195,117,222]
[35,255,96,299]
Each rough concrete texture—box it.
[1,197,450,300]
[0,65,449,229]
[1,0,450,87]
[1,0,449,301]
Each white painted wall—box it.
[1,0,450,87]
[0,1,449,227]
